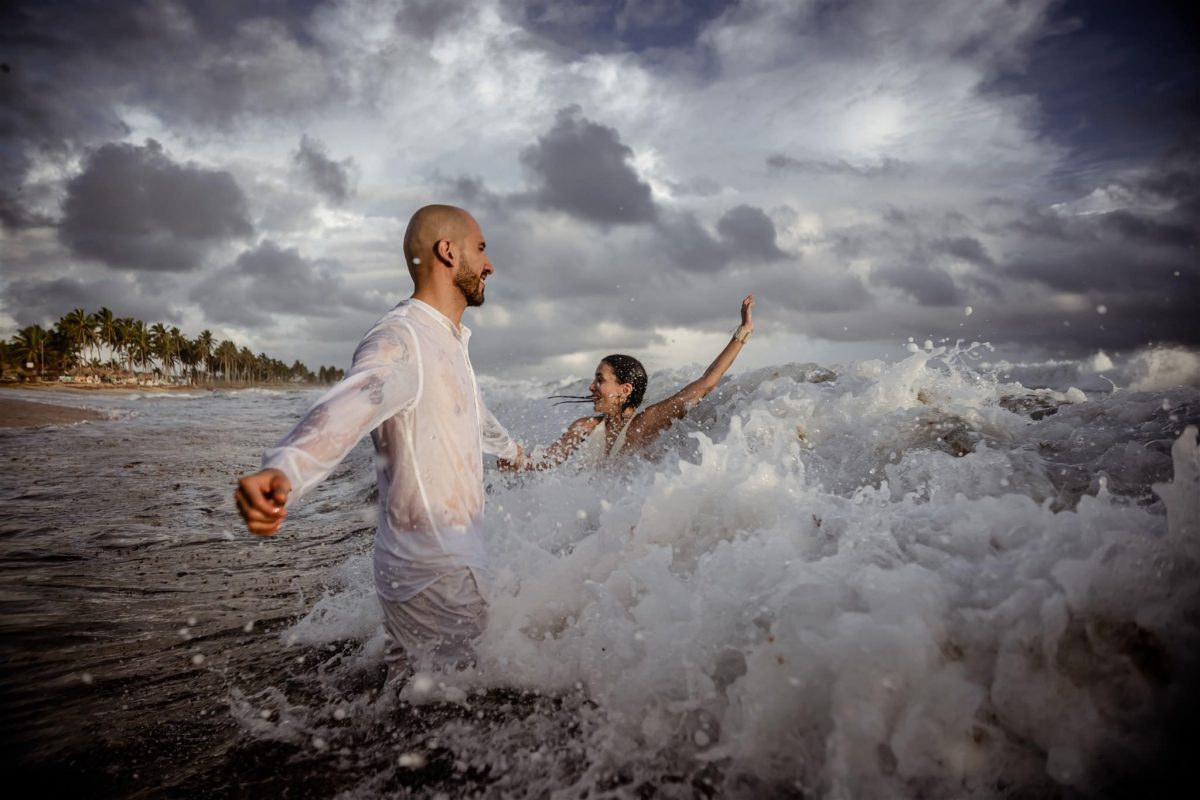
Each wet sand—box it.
[0,397,106,428]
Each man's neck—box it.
[411,287,467,328]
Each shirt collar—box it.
[406,297,471,343]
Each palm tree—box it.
[126,321,152,378]
[8,308,324,387]
[177,337,193,384]
[15,325,49,378]
[57,308,96,368]
[149,322,170,378]
[93,307,119,363]
[115,317,137,375]
[237,346,254,383]
[194,330,214,382]
[215,340,238,383]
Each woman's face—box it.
[589,361,631,415]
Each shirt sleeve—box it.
[479,394,520,460]
[262,320,420,502]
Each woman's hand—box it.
[740,295,754,333]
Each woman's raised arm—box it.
[623,295,753,450]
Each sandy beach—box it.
[0,397,106,428]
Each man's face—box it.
[454,218,493,307]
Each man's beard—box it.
[454,260,486,307]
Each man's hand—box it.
[234,468,292,536]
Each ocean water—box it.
[1,344,1198,799]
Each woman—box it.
[502,295,754,470]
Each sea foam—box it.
[280,347,1199,797]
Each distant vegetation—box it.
[0,307,345,385]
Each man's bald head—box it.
[403,205,477,278]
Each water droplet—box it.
[964,306,973,316]
[259,709,272,719]
[187,617,197,627]
[398,752,427,768]
[1096,305,1107,315]
[412,257,421,265]
[312,737,327,750]
[333,708,347,720]
[694,730,710,747]
[191,654,205,666]
[411,673,434,694]
[243,621,255,633]
[81,672,94,684]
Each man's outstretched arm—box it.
[233,322,420,535]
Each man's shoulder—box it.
[352,306,425,365]
[366,303,426,337]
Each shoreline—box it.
[0,380,324,395]
[0,397,107,429]
[0,381,327,429]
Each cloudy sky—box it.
[2,0,1196,378]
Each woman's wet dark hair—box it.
[549,354,648,408]
[601,354,647,408]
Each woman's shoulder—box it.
[569,416,603,434]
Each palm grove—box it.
[0,308,345,385]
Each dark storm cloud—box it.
[393,0,473,38]
[293,135,356,205]
[828,213,973,308]
[519,106,659,225]
[2,275,185,329]
[59,139,253,272]
[0,190,51,231]
[189,240,376,328]
[983,0,1199,184]
[795,147,1200,353]
[505,0,732,53]
[1002,149,1199,307]
[661,213,729,273]
[870,262,963,306]
[716,205,786,262]
[0,0,334,209]
[660,205,787,273]
[933,236,993,266]
[433,172,513,221]
[0,3,134,174]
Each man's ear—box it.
[435,239,456,267]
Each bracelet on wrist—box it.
[732,325,751,344]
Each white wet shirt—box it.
[262,299,519,603]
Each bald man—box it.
[235,205,524,675]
